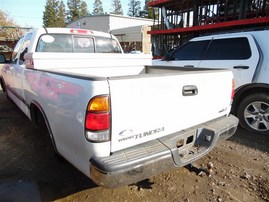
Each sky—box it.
[0,0,145,28]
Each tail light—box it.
[85,95,110,142]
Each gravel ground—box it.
[0,88,268,202]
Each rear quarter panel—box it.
[23,69,111,176]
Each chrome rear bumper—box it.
[90,115,238,188]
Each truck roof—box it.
[191,29,269,41]
[30,27,117,40]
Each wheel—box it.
[236,93,269,135]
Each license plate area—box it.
[158,128,216,166]
[176,135,194,149]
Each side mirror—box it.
[20,47,28,62]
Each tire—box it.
[2,85,12,103]
[236,93,269,135]
[34,108,61,157]
[0,77,4,92]
[0,77,9,101]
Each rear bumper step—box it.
[90,115,238,188]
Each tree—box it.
[93,0,104,15]
[0,10,20,38]
[110,0,123,15]
[43,0,66,27]
[0,10,17,27]
[56,1,66,27]
[140,0,158,19]
[43,0,56,27]
[127,0,141,17]
[67,0,89,23]
[81,1,89,17]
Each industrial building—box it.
[147,0,269,57]
[67,14,154,53]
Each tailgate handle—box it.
[182,85,198,96]
[184,65,194,67]
[233,65,249,69]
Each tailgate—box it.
[108,70,233,152]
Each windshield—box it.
[36,34,122,53]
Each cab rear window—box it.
[36,34,122,53]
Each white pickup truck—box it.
[154,29,269,135]
[0,28,238,188]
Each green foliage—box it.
[57,1,66,27]
[67,0,89,23]
[127,0,141,17]
[110,0,123,15]
[43,0,66,27]
[93,0,104,15]
[81,1,89,17]
[140,0,158,19]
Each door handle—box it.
[233,66,249,69]
[182,85,198,96]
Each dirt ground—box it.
[0,88,268,202]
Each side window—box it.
[11,37,24,64]
[95,37,122,53]
[18,33,32,65]
[171,40,210,60]
[204,37,251,60]
[37,34,73,52]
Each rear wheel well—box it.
[232,84,269,134]
[30,102,60,155]
[30,104,46,128]
[232,84,269,114]
[0,76,6,92]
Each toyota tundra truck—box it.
[0,28,238,188]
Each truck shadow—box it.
[229,126,269,154]
[0,90,97,201]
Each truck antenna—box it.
[109,30,113,38]
[43,26,48,34]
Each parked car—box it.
[153,29,269,135]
